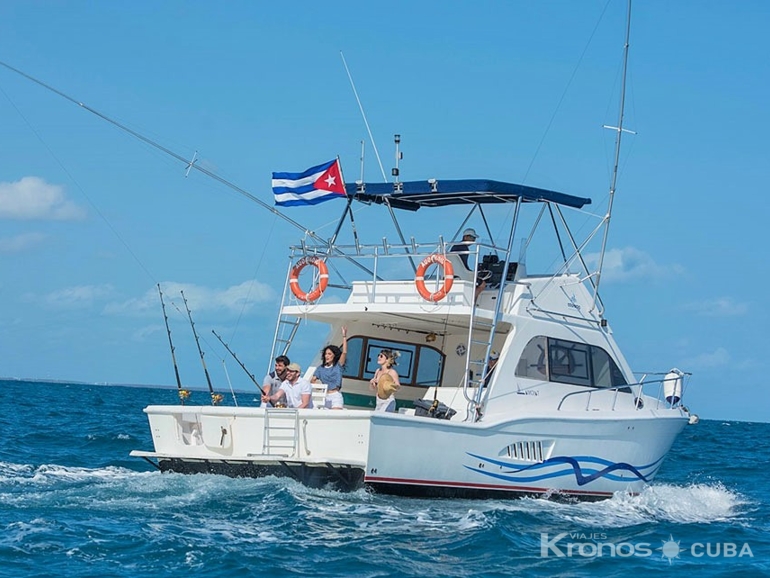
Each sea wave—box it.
[0,461,749,528]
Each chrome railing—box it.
[556,372,690,412]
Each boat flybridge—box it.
[132,178,695,500]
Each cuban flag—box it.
[271,159,347,207]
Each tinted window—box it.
[344,336,364,377]
[343,336,444,388]
[516,336,627,388]
[591,346,614,388]
[549,339,591,387]
[415,347,443,387]
[515,336,547,379]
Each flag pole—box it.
[327,157,355,251]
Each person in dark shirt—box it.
[450,227,478,270]
[261,355,290,407]
[450,228,487,301]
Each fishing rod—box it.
[211,329,261,392]
[157,284,189,403]
[180,290,221,405]
[0,59,375,277]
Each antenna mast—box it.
[592,0,633,311]
[340,51,388,182]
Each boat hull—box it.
[363,411,688,499]
[154,457,365,492]
[132,404,688,500]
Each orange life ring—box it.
[290,256,329,302]
[415,254,455,302]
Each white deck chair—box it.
[445,253,475,282]
[311,383,328,409]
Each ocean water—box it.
[0,379,767,577]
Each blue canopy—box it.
[345,179,591,211]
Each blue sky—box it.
[0,1,767,422]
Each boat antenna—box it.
[392,134,402,188]
[359,140,365,184]
[211,329,261,392]
[340,51,388,182]
[592,0,634,310]
[180,290,221,405]
[157,284,187,403]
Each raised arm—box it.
[339,326,348,367]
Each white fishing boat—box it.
[131,175,695,500]
[130,6,697,500]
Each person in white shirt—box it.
[265,362,313,409]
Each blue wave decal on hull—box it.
[465,453,665,486]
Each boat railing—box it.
[287,238,501,285]
[275,237,513,415]
[556,373,690,412]
[283,238,521,311]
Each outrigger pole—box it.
[180,290,220,404]
[593,0,634,311]
[0,60,375,276]
[211,329,261,392]
[157,284,186,403]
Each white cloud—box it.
[0,232,47,253]
[0,176,86,220]
[584,246,684,283]
[133,324,163,341]
[43,284,116,308]
[680,347,730,370]
[104,280,275,316]
[684,297,748,317]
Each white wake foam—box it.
[479,481,749,527]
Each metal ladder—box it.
[273,315,302,357]
[263,408,299,456]
[465,312,497,390]
[268,258,304,362]
[461,245,510,418]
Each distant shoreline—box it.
[0,376,257,393]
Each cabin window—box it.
[342,336,445,388]
[515,336,627,388]
[515,336,547,379]
[590,347,627,388]
[549,339,591,387]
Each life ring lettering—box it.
[290,256,329,302]
[415,254,454,302]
